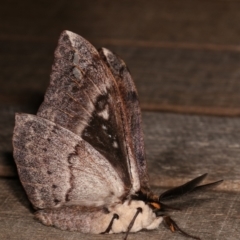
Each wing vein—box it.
[57,108,75,118]
[64,92,92,118]
[86,76,105,95]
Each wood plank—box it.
[1,2,240,237]
[2,1,240,115]
[143,112,240,189]
[2,0,240,45]
[0,112,239,239]
[104,46,240,116]
[1,178,239,240]
[2,40,240,116]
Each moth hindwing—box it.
[12,30,222,240]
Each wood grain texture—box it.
[2,178,239,240]
[1,0,240,115]
[2,0,240,45]
[1,112,240,239]
[143,112,240,190]
[1,1,240,238]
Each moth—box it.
[13,31,222,240]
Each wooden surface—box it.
[2,1,240,115]
[1,112,240,240]
[1,110,240,240]
[1,0,240,239]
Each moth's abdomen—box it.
[35,206,112,234]
[35,201,163,234]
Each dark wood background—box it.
[1,1,239,239]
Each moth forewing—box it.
[37,30,141,193]
[99,47,149,192]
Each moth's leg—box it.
[101,213,119,234]
[163,215,201,240]
[159,173,223,201]
[124,207,142,240]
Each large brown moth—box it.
[13,31,222,240]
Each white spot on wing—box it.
[113,141,118,148]
[73,67,82,80]
[66,31,78,44]
[73,52,80,65]
[97,105,109,120]
[102,47,112,58]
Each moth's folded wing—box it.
[99,48,149,191]
[36,30,136,192]
[13,114,126,209]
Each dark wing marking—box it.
[99,48,149,191]
[37,31,140,193]
[13,114,127,209]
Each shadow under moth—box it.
[13,31,222,240]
